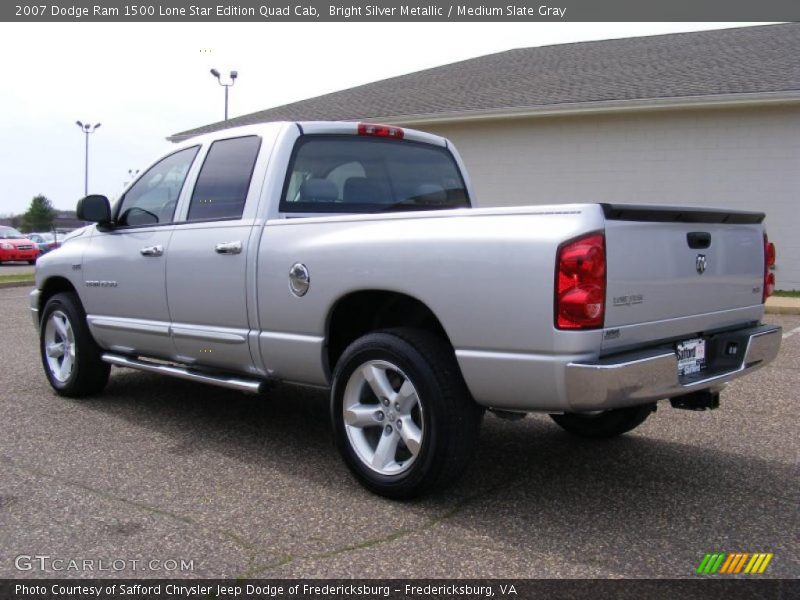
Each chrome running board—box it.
[102,353,267,394]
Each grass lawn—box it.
[774,290,800,298]
[0,274,34,284]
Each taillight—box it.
[357,123,404,139]
[763,233,776,302]
[555,233,606,330]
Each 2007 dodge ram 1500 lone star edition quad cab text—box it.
[31,121,782,498]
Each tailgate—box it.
[601,205,766,351]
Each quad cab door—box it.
[166,135,266,374]
[82,146,200,357]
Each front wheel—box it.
[549,404,655,438]
[331,328,483,499]
[39,292,110,397]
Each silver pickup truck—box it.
[31,121,781,498]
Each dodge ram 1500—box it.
[31,121,781,498]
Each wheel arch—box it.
[38,276,80,322]
[324,289,454,377]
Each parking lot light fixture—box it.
[75,121,101,196]
[210,68,238,120]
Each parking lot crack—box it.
[237,480,515,578]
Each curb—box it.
[0,280,34,290]
[765,304,800,316]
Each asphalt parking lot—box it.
[1,285,798,579]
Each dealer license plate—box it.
[677,338,706,376]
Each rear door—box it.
[602,205,766,351]
[166,135,264,373]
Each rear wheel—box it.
[549,404,655,438]
[40,292,110,397]
[28,260,36,265]
[331,328,483,499]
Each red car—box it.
[0,226,40,264]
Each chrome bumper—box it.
[29,289,40,330]
[565,324,782,412]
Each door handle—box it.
[140,245,163,257]
[215,241,242,255]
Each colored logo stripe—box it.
[697,553,726,574]
[719,553,736,574]
[697,553,773,574]
[745,553,774,574]
[719,553,749,574]
[696,553,712,574]
[733,553,750,573]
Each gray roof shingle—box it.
[171,23,800,140]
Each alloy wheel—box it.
[342,359,424,476]
[44,310,75,383]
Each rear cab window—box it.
[186,135,262,222]
[280,136,470,214]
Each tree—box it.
[0,213,19,228]
[19,195,57,232]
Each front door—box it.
[166,135,263,374]
[82,146,200,358]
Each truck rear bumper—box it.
[564,324,781,412]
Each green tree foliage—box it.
[19,195,57,232]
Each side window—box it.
[186,136,261,221]
[117,146,199,227]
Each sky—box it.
[0,21,769,214]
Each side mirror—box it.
[76,195,112,224]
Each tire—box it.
[331,328,483,499]
[549,404,655,438]
[39,292,110,397]
[28,260,36,265]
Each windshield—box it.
[281,136,470,213]
[0,227,25,239]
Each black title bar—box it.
[5,0,800,22]
[2,579,799,600]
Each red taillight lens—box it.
[763,234,776,302]
[765,272,775,299]
[357,123,404,139]
[556,233,606,329]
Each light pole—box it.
[75,121,101,196]
[210,69,238,120]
